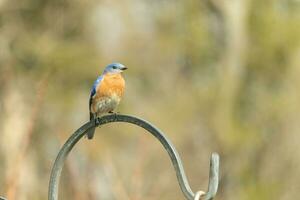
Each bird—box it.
[86,63,127,139]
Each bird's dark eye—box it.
[112,66,117,69]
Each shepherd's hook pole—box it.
[48,114,220,200]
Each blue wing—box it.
[89,75,103,112]
[90,75,103,97]
[87,75,104,139]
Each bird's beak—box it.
[122,67,128,71]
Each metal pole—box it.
[48,114,219,200]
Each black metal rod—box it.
[48,114,219,200]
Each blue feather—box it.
[90,75,103,97]
[89,75,103,111]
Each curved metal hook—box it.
[48,114,219,200]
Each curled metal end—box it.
[204,153,220,200]
[193,153,219,200]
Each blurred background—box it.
[1,0,300,199]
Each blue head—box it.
[103,63,127,74]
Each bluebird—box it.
[86,63,127,139]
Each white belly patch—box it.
[95,94,120,115]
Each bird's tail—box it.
[86,113,96,139]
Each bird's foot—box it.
[108,111,120,114]
[95,117,99,126]
[108,111,119,121]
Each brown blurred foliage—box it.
[1,0,300,199]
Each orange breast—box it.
[96,73,125,98]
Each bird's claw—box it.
[95,117,100,126]
[108,111,120,114]
[108,111,119,120]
